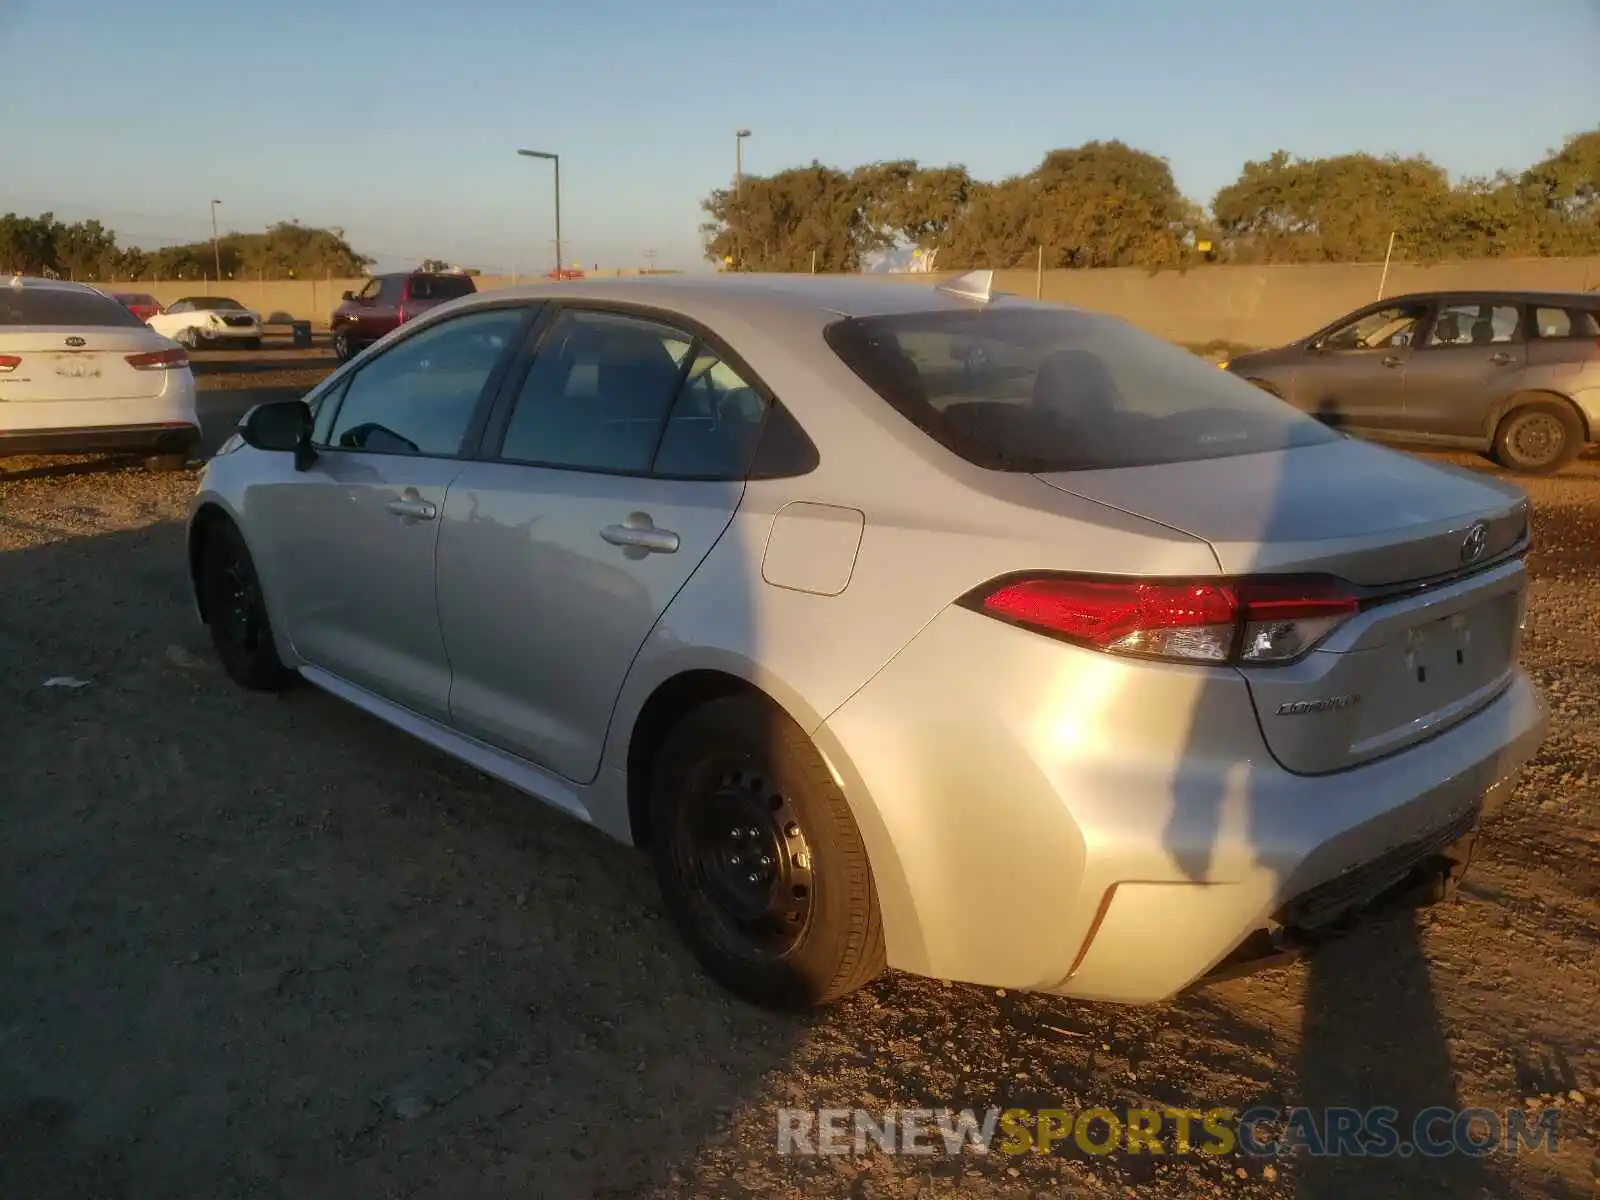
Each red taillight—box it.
[125,347,189,371]
[0,354,19,373]
[970,574,1359,665]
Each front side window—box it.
[325,308,525,456]
[824,307,1338,472]
[499,309,692,472]
[1427,302,1521,347]
[1321,303,1428,351]
[167,300,193,314]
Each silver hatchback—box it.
[188,274,1547,1008]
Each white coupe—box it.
[147,295,262,349]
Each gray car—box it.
[187,273,1547,1010]
[1221,290,1600,473]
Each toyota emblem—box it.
[64,336,86,347]
[1461,521,1489,564]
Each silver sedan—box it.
[187,273,1548,1008]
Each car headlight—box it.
[1216,360,1230,370]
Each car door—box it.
[358,277,402,342]
[435,305,768,783]
[253,304,534,720]
[1289,299,1430,432]
[1399,297,1528,440]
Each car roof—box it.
[458,273,1031,325]
[1380,289,1600,305]
[5,275,106,294]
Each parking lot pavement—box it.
[1,361,1596,1196]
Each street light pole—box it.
[517,149,561,279]
[210,199,222,282]
[734,129,750,271]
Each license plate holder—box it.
[1404,611,1473,682]
[52,354,100,379]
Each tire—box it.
[1491,398,1584,475]
[177,327,200,350]
[648,695,884,1009]
[143,453,189,472]
[198,519,295,691]
[332,330,354,362]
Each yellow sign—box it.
[1196,240,1213,253]
[724,255,734,265]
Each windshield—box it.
[823,307,1339,471]
[0,287,148,328]
[185,297,245,311]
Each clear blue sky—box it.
[3,0,1597,274]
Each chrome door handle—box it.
[601,522,679,554]
[386,498,437,521]
[1489,351,1514,365]
[1381,355,1403,368]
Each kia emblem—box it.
[1461,521,1489,564]
[64,336,86,347]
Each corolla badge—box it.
[1276,694,1360,716]
[64,336,85,347]
[1460,521,1489,564]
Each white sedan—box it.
[147,295,262,349]
[0,276,200,470]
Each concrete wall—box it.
[91,257,1600,344]
[896,256,1600,347]
[90,271,642,327]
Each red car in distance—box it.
[330,271,477,361]
[112,292,163,321]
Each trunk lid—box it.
[1035,438,1532,774]
[0,328,181,402]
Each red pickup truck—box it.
[330,271,477,360]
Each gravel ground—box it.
[1,353,1596,1198]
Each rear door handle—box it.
[386,495,437,521]
[1489,351,1514,365]
[601,520,679,554]
[1381,355,1403,368]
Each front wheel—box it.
[198,519,295,691]
[649,696,884,1009]
[177,327,200,349]
[1492,399,1584,474]
[332,330,354,361]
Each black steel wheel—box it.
[198,519,294,691]
[649,695,884,1009]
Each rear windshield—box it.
[0,287,148,328]
[823,307,1339,471]
[409,274,476,301]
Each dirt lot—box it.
[1,350,1596,1199]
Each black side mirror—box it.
[341,290,354,302]
[239,399,317,470]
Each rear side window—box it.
[499,309,692,472]
[1532,306,1600,339]
[0,287,147,328]
[1427,302,1520,346]
[410,275,476,302]
[823,308,1338,472]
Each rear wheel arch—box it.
[1488,389,1590,442]
[625,670,781,846]
[1489,391,1587,473]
